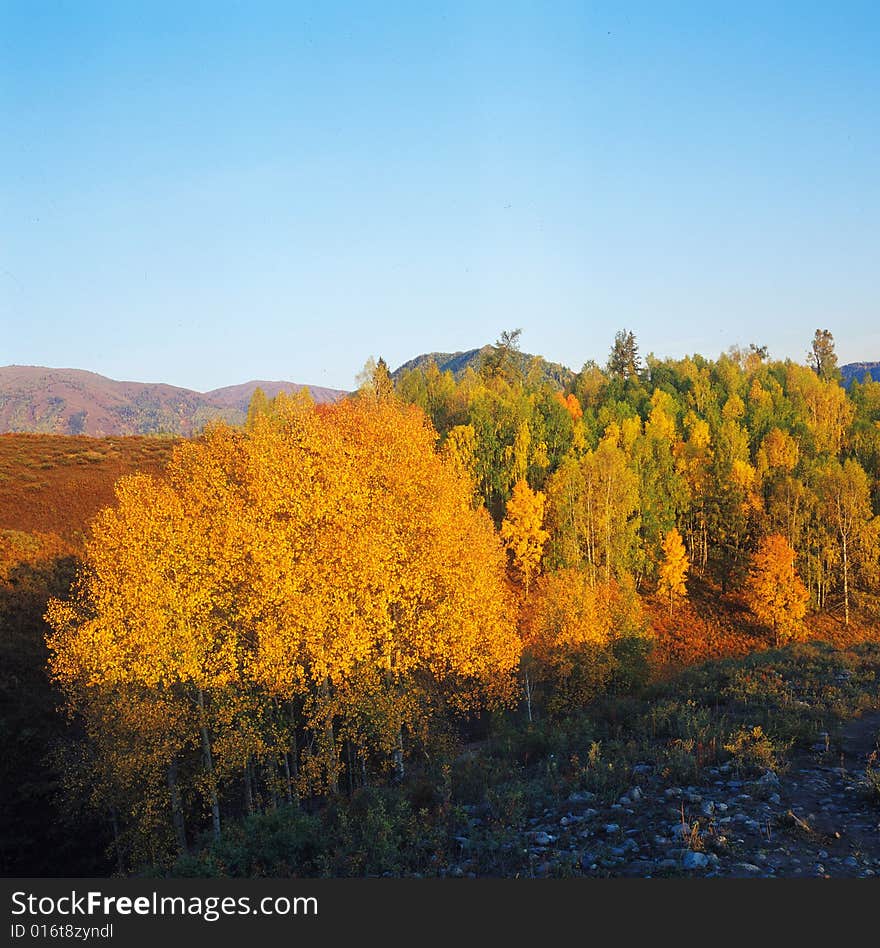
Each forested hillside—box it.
[2,330,879,878]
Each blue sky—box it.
[2,2,878,392]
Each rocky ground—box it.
[448,710,880,878]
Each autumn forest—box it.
[3,329,880,878]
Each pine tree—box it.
[608,329,641,381]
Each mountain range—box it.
[0,366,345,436]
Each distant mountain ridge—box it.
[0,366,346,436]
[392,347,575,388]
[840,362,880,386]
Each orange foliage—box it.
[744,534,809,646]
[554,391,583,421]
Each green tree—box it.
[608,329,641,381]
[809,329,840,382]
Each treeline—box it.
[393,329,880,621]
[42,330,880,872]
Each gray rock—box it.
[683,851,709,870]
[568,791,597,804]
[757,770,780,788]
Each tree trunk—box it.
[167,758,188,855]
[281,753,294,805]
[266,759,279,810]
[392,727,405,782]
[244,757,255,816]
[196,689,221,840]
[842,532,850,626]
[320,679,339,794]
[287,702,300,806]
[109,806,124,875]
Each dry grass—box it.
[0,433,176,543]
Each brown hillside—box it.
[0,433,177,542]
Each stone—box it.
[568,791,597,804]
[756,771,780,789]
[683,851,709,870]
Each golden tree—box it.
[47,395,520,834]
[521,569,649,715]
[657,527,689,616]
[500,479,549,595]
[744,534,809,646]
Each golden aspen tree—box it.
[658,527,689,616]
[744,534,809,646]
[815,458,873,625]
[675,412,712,571]
[500,479,549,596]
[521,569,649,715]
[756,428,799,478]
[48,393,521,831]
[443,424,478,488]
[245,387,271,429]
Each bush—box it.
[723,725,791,775]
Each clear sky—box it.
[2,2,878,392]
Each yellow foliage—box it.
[757,428,800,476]
[46,396,521,798]
[744,533,809,646]
[521,570,650,713]
[500,479,549,596]
[657,527,689,613]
